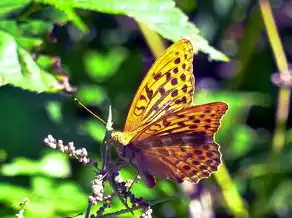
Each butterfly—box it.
[110,39,228,188]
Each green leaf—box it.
[76,85,107,105]
[229,125,257,159]
[270,180,292,213]
[40,153,71,178]
[46,100,63,123]
[195,91,270,108]
[1,153,71,178]
[195,91,271,158]
[84,47,128,82]
[36,0,229,61]
[35,0,88,32]
[0,0,31,18]
[0,184,31,208]
[80,120,106,142]
[0,20,75,93]
[195,91,270,128]
[53,182,88,213]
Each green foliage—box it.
[1,153,70,177]
[0,0,31,18]
[0,154,87,218]
[0,19,73,93]
[37,0,228,61]
[1,0,291,218]
[84,47,128,82]
[0,0,228,94]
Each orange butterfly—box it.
[110,39,228,188]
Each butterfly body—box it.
[110,39,228,188]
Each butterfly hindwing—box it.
[128,102,227,187]
[133,134,221,187]
[124,39,194,132]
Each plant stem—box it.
[84,204,91,218]
[259,0,291,153]
[138,22,166,58]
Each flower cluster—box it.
[140,207,153,218]
[44,134,152,217]
[89,174,105,205]
[44,135,92,164]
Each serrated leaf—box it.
[34,0,88,32]
[0,20,45,50]
[0,20,75,93]
[36,0,229,61]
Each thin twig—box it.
[101,205,143,218]
[84,204,92,218]
[100,196,177,218]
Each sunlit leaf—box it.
[270,180,292,215]
[36,0,228,61]
[1,153,70,178]
[76,85,107,105]
[229,125,257,159]
[40,153,71,178]
[81,120,105,142]
[0,184,30,207]
[0,20,75,93]
[51,182,88,213]
[0,0,31,18]
[195,91,270,133]
[46,101,63,123]
[84,47,128,82]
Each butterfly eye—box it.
[112,134,119,141]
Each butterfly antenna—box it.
[127,173,140,192]
[74,98,107,125]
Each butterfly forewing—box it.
[124,39,194,132]
[133,102,228,141]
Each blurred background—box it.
[1,0,292,217]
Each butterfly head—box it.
[110,131,136,146]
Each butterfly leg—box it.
[103,159,135,215]
[108,175,135,215]
[127,172,140,192]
